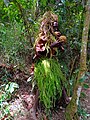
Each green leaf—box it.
[41,0,47,7]
[9,85,14,93]
[83,84,89,89]
[81,92,86,98]
[79,75,86,82]
[5,84,9,91]
[9,83,19,93]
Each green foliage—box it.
[1,0,38,22]
[39,0,55,12]
[83,83,89,89]
[0,0,89,119]
[3,2,20,22]
[0,66,12,83]
[80,92,86,98]
[78,101,90,120]
[55,1,84,65]
[0,0,40,65]
[0,21,30,65]
[0,0,84,70]
[53,1,85,96]
[0,82,19,119]
[5,82,19,93]
[40,0,47,7]
[79,74,87,82]
[34,58,67,110]
[79,72,89,83]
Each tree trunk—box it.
[65,0,90,120]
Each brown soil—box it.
[9,83,66,120]
[0,63,90,120]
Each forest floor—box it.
[7,83,65,120]
[0,63,90,120]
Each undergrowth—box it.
[78,101,90,120]
[0,22,30,67]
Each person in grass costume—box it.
[30,11,69,111]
